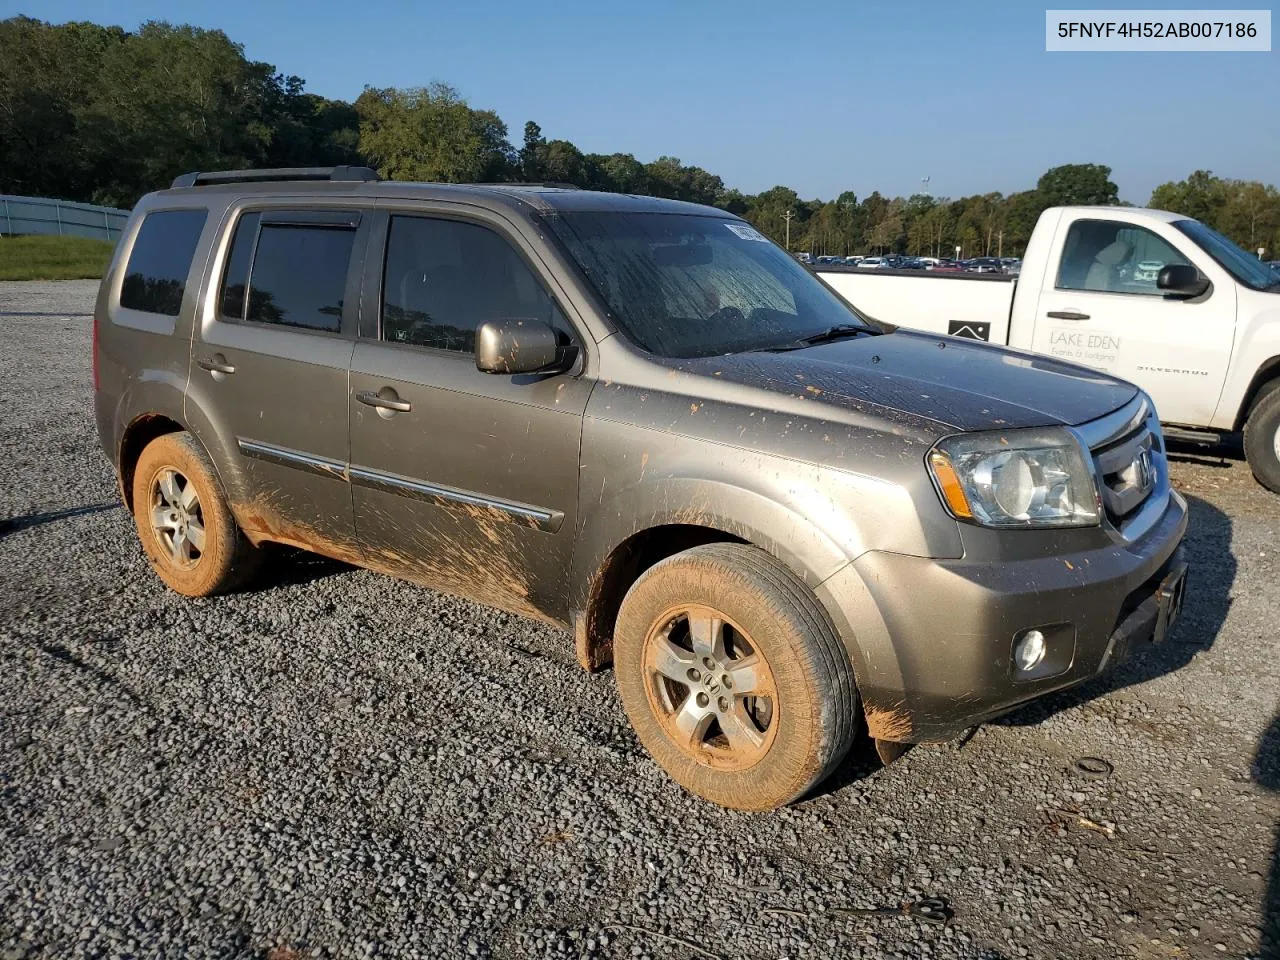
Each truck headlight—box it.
[927,427,1100,528]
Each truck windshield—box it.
[1174,219,1280,292]
[542,211,878,357]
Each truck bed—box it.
[815,266,1015,344]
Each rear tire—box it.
[1243,382,1280,495]
[614,543,858,810]
[131,432,262,596]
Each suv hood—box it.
[672,330,1138,433]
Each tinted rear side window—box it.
[245,224,355,332]
[218,212,261,321]
[120,209,208,316]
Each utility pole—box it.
[783,209,794,251]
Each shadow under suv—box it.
[94,166,1189,809]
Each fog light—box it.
[1014,629,1047,672]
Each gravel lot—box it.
[1,279,1277,960]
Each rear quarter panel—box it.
[95,194,223,480]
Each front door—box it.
[348,209,591,624]
[1031,216,1234,427]
[191,206,367,556]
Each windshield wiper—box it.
[752,323,873,353]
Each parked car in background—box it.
[965,257,1005,274]
[816,205,1280,493]
[856,256,885,268]
[94,168,1189,811]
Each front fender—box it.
[570,471,851,618]
[1215,297,1280,430]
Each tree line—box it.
[3,17,1277,259]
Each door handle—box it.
[196,355,236,375]
[355,389,412,413]
[1046,310,1091,321]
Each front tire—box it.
[1243,382,1280,495]
[614,543,858,810]
[131,432,262,596]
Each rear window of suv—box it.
[120,209,208,316]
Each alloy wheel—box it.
[642,604,778,770]
[149,468,206,566]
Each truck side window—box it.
[1056,220,1192,296]
[120,209,208,316]
[380,215,569,354]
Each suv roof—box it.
[161,166,734,219]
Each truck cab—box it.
[1018,206,1280,437]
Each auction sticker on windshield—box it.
[725,223,770,242]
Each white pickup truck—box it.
[816,206,1280,493]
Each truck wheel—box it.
[614,543,858,810]
[1243,382,1280,495]
[131,432,262,596]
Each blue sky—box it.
[13,0,1278,202]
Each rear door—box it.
[1030,216,1235,427]
[189,204,368,555]
[347,207,592,624]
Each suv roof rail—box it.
[170,166,382,189]
[484,181,582,190]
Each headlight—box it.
[927,427,1100,528]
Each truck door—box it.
[1030,216,1235,428]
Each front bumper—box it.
[816,490,1189,743]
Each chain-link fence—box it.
[1,195,129,242]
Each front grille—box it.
[1076,396,1169,541]
[1093,421,1159,524]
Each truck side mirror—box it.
[1156,264,1210,299]
[475,319,573,375]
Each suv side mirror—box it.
[1157,264,1210,299]
[475,319,572,375]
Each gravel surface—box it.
[1,279,1277,960]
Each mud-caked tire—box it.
[614,543,859,810]
[1243,382,1280,495]
[131,432,262,596]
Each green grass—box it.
[0,234,116,281]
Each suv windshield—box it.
[1174,218,1280,291]
[542,211,878,357]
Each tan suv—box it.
[95,166,1189,809]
